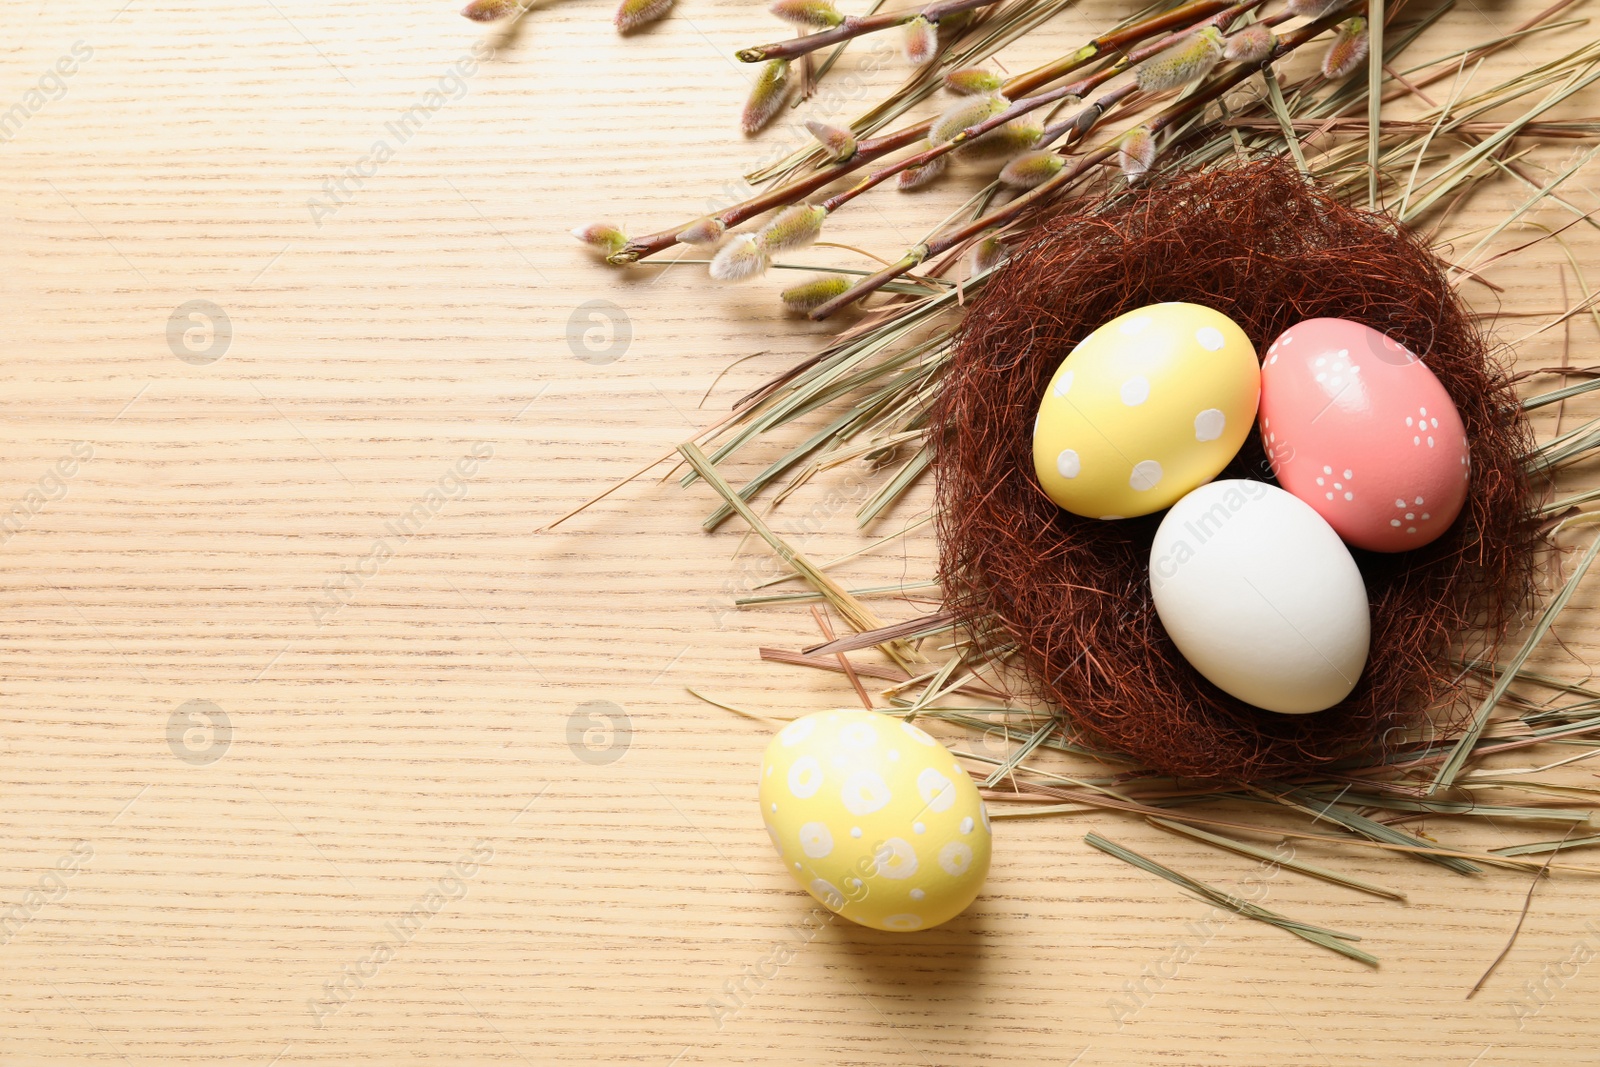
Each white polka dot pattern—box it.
[1257,317,1469,552]
[1194,408,1226,442]
[917,768,956,813]
[1032,302,1260,519]
[1129,460,1163,492]
[1120,376,1151,406]
[840,769,891,816]
[938,842,974,876]
[759,710,992,933]
[875,838,918,879]
[799,822,833,858]
[787,756,822,799]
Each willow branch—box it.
[738,0,1007,63]
[808,7,1365,319]
[818,0,1269,214]
[608,0,1238,265]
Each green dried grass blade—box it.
[701,408,858,531]
[1084,832,1378,966]
[1492,833,1600,857]
[856,445,930,527]
[1455,142,1600,273]
[1402,56,1600,222]
[1299,792,1592,824]
[1430,534,1600,794]
[1522,377,1600,411]
[1261,64,1311,174]
[1148,817,1407,901]
[1454,655,1593,693]
[1543,485,1600,516]
[679,441,920,666]
[903,645,966,712]
[981,719,1059,787]
[1272,790,1481,874]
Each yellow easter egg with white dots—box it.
[1032,302,1260,519]
[759,710,992,932]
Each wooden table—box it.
[4,0,1600,1063]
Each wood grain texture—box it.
[3,0,1600,1063]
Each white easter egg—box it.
[1148,480,1371,714]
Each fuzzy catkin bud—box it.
[1135,27,1224,93]
[572,223,628,256]
[757,204,827,252]
[897,145,948,190]
[970,235,1007,274]
[962,119,1042,156]
[615,0,673,32]
[1119,126,1157,182]
[805,119,857,161]
[930,94,1008,145]
[769,0,844,27]
[742,60,793,135]
[943,67,1006,95]
[901,15,938,65]
[677,218,726,245]
[1223,24,1277,64]
[998,149,1064,188]
[1322,16,1370,79]
[781,275,853,313]
[937,10,975,37]
[709,234,769,281]
[462,0,518,19]
[1286,0,1341,18]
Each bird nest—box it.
[933,160,1541,781]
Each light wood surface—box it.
[5,1,1600,1064]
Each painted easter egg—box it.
[1149,480,1371,714]
[1032,302,1260,519]
[758,710,991,932]
[1259,317,1470,552]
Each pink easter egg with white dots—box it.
[1259,318,1469,553]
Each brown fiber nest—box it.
[934,160,1541,782]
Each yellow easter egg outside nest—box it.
[758,710,992,932]
[1031,302,1260,519]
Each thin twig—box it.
[1466,826,1576,999]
